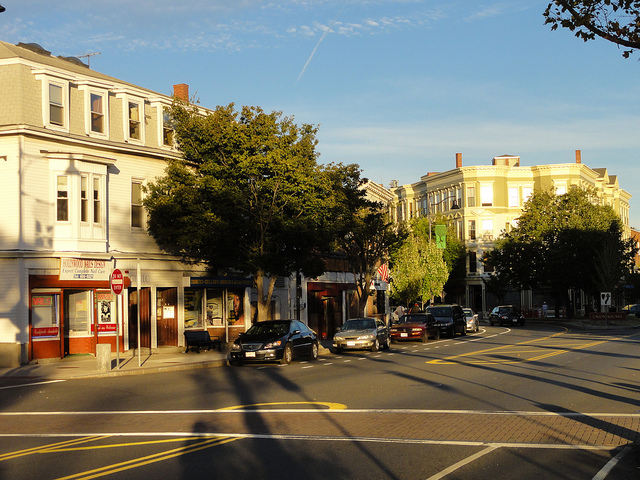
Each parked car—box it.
[332,317,390,353]
[489,305,525,326]
[463,308,479,333]
[621,304,640,317]
[426,304,467,338]
[390,313,440,342]
[229,319,318,365]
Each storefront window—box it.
[65,290,92,336]
[184,288,203,329]
[32,294,59,337]
[228,290,245,324]
[206,289,223,327]
[96,291,117,333]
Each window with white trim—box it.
[480,185,493,206]
[466,186,476,207]
[522,186,533,204]
[57,175,69,222]
[128,101,142,140]
[90,93,105,133]
[81,176,88,222]
[163,110,174,146]
[93,177,101,224]
[508,187,519,207]
[131,180,144,228]
[49,83,64,126]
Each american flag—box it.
[377,263,389,283]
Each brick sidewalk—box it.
[1,410,637,447]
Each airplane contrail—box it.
[296,27,331,84]
[296,9,344,85]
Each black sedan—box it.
[489,305,525,326]
[229,320,319,365]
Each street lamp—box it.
[428,195,460,244]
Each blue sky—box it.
[2,0,640,227]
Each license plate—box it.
[245,351,256,357]
[401,333,408,337]
[347,341,356,346]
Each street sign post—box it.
[110,268,124,369]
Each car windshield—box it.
[246,322,289,335]
[463,309,472,315]
[399,315,426,324]
[428,307,451,317]
[341,319,375,331]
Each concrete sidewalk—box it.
[0,342,334,381]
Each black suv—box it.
[489,305,525,326]
[426,304,467,338]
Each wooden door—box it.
[157,288,178,346]
[128,288,151,349]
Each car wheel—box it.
[309,342,319,361]
[371,338,380,352]
[280,343,293,365]
[333,346,342,354]
[384,336,391,350]
[229,359,242,366]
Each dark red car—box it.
[390,313,440,343]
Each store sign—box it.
[59,258,110,281]
[32,327,59,338]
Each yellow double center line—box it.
[427,332,614,365]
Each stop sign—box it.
[110,269,124,295]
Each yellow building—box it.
[389,151,632,315]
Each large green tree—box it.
[485,187,637,315]
[144,102,346,321]
[544,1,640,57]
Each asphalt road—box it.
[0,324,638,479]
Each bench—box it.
[184,331,222,353]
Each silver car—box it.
[333,317,391,353]
[463,308,479,333]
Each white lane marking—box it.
[426,446,498,480]
[592,445,633,480]
[0,380,65,390]
[2,409,637,417]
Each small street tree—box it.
[544,1,640,57]
[390,232,449,306]
[144,102,344,322]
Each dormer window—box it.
[91,94,104,133]
[128,101,141,140]
[49,84,64,126]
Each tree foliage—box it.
[144,102,348,321]
[390,217,458,305]
[484,186,637,314]
[411,216,467,301]
[544,1,640,57]
[335,184,407,315]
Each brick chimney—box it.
[456,152,462,168]
[173,83,189,101]
[575,149,581,164]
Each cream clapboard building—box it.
[0,41,271,367]
[389,152,632,315]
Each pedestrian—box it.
[410,303,420,313]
